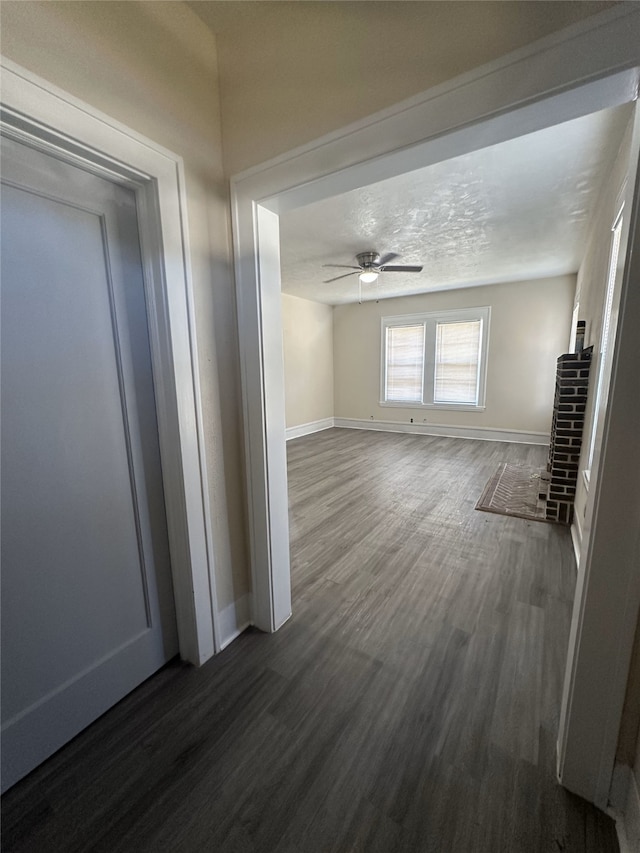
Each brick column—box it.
[544,347,592,524]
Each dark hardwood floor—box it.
[1,428,619,852]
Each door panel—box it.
[1,136,178,791]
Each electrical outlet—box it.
[410,418,413,423]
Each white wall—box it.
[0,1,248,609]
[333,276,575,435]
[281,294,334,429]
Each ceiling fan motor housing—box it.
[356,251,381,270]
[321,251,420,283]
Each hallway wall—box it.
[190,0,617,175]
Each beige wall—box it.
[572,114,634,542]
[0,1,248,607]
[333,276,575,434]
[281,294,334,430]
[190,0,616,175]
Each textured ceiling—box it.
[279,104,631,305]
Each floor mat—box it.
[475,462,550,523]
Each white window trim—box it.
[380,306,490,410]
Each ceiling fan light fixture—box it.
[359,271,378,284]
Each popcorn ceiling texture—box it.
[279,105,630,305]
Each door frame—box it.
[230,6,640,807]
[1,57,221,665]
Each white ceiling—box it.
[279,104,631,305]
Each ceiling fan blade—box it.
[377,252,400,267]
[379,265,423,273]
[323,270,360,283]
[322,264,362,270]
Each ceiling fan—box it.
[322,251,423,284]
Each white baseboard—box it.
[285,417,334,441]
[609,762,640,853]
[570,521,581,569]
[218,593,251,651]
[333,417,549,446]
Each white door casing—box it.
[0,58,221,665]
[1,135,181,791]
[230,6,640,807]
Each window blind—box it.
[434,320,481,404]
[386,324,424,402]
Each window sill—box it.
[380,400,486,413]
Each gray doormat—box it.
[475,462,550,523]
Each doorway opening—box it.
[231,18,640,810]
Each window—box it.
[385,324,425,402]
[434,320,482,404]
[381,307,489,409]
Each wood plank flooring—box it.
[1,428,619,852]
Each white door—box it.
[1,135,179,791]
